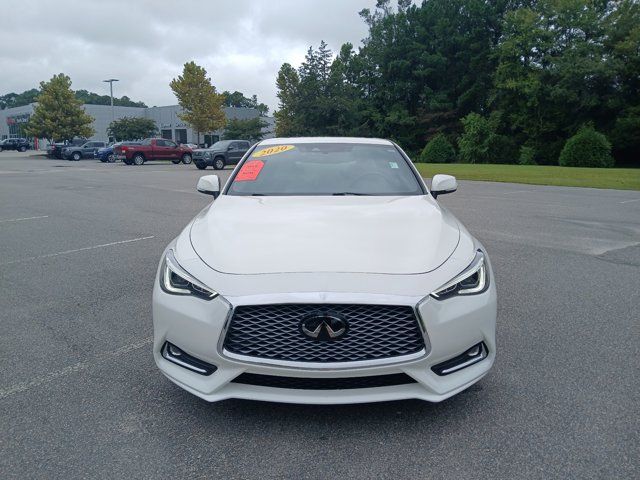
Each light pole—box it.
[103,78,119,139]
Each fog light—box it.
[431,342,488,376]
[161,342,217,375]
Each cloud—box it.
[0,0,375,111]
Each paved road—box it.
[1,152,638,479]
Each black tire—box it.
[182,153,192,164]
[195,161,207,170]
[133,154,145,166]
[213,156,225,170]
[171,159,181,164]
[19,146,27,152]
[72,152,81,161]
[107,154,115,163]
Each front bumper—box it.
[152,269,497,404]
[192,153,211,165]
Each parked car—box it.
[63,141,107,161]
[152,137,496,404]
[47,143,66,159]
[114,138,193,165]
[180,143,199,150]
[95,141,141,163]
[0,138,30,152]
[192,140,251,170]
[47,138,87,159]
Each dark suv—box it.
[63,141,107,161]
[192,140,251,170]
[0,138,30,152]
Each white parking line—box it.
[0,337,153,400]
[0,235,154,266]
[620,198,640,204]
[0,215,49,223]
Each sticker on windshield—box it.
[235,160,264,181]
[389,162,399,169]
[252,145,295,158]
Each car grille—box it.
[231,372,417,390]
[192,151,206,159]
[223,304,425,363]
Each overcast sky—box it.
[1,0,378,113]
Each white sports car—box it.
[152,137,496,404]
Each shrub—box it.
[518,146,537,165]
[419,133,456,163]
[558,127,614,168]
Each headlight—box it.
[431,250,488,299]
[204,152,211,159]
[160,249,218,300]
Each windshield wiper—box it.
[332,192,372,196]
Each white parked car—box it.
[152,137,496,404]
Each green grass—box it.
[414,163,640,191]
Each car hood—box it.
[194,148,224,154]
[189,195,460,275]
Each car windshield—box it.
[210,140,232,150]
[227,142,424,196]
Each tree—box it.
[24,74,94,142]
[223,117,269,142]
[170,61,226,143]
[458,113,498,163]
[274,63,301,137]
[107,117,157,141]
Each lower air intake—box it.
[231,372,417,390]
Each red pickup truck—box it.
[114,138,193,165]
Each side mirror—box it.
[197,175,220,198]
[431,174,457,199]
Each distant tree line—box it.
[222,90,269,116]
[275,0,640,167]
[0,88,147,110]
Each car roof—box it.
[258,137,393,146]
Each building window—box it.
[161,129,172,140]
[175,129,187,144]
[204,134,219,147]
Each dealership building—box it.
[0,103,274,148]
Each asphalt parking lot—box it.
[1,151,638,479]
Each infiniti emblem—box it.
[300,312,348,341]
